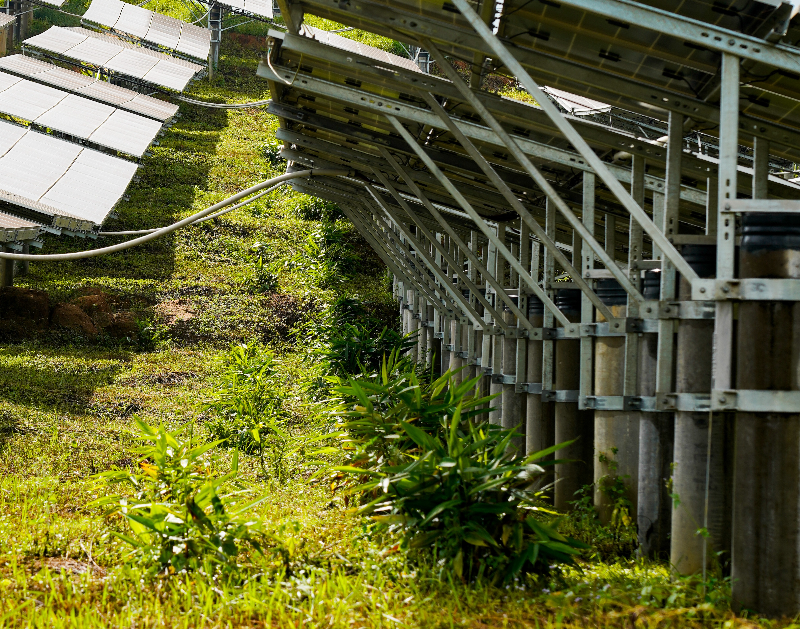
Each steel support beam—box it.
[421,91,616,322]
[449,0,699,285]
[423,40,647,303]
[388,116,571,325]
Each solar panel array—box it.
[0,55,178,121]
[0,120,139,228]
[0,70,162,157]
[24,26,203,91]
[82,0,211,60]
[0,14,15,30]
[210,0,273,20]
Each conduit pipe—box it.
[0,169,352,262]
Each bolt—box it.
[700,287,706,293]
[722,285,730,293]
[719,395,727,404]
[664,307,671,313]
[646,307,652,313]
[725,203,731,210]
[728,38,735,45]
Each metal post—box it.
[208,4,223,79]
[0,246,13,287]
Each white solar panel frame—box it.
[0,56,179,121]
[82,0,210,60]
[0,70,162,157]
[0,120,137,226]
[23,26,203,91]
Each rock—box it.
[0,287,49,330]
[51,304,97,337]
[102,312,139,339]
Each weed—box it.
[90,419,265,574]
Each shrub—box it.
[335,359,487,468]
[205,343,282,456]
[337,403,587,583]
[333,362,587,583]
[90,419,265,574]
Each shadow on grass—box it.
[0,347,126,421]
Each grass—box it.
[0,8,789,629]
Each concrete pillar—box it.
[732,213,800,616]
[671,245,732,575]
[425,304,435,370]
[554,289,593,511]
[526,295,554,456]
[449,318,462,380]
[489,321,503,425]
[0,246,12,287]
[637,271,674,559]
[593,280,639,525]
[501,304,524,451]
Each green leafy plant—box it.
[205,343,282,456]
[337,403,586,583]
[335,358,488,469]
[597,448,635,533]
[90,419,266,574]
[247,242,279,293]
[320,324,415,377]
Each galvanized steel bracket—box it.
[711,389,800,412]
[542,389,579,403]
[581,395,658,411]
[516,382,543,394]
[492,374,517,385]
[580,321,626,337]
[693,278,800,301]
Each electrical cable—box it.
[175,94,271,108]
[98,181,285,235]
[0,169,350,261]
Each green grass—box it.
[0,10,788,629]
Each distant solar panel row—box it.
[82,0,211,61]
[211,0,273,20]
[24,26,203,91]
[0,70,162,157]
[0,55,178,121]
[0,120,138,227]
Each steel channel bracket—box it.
[444,344,455,351]
[516,382,543,394]
[457,351,469,359]
[492,374,517,385]
[581,395,658,411]
[711,389,800,412]
[658,392,712,412]
[434,332,444,339]
[580,321,626,337]
[693,278,800,301]
[542,389,580,403]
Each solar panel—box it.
[0,55,178,121]
[213,0,273,19]
[29,0,67,7]
[299,25,420,74]
[0,120,137,226]
[82,0,211,60]
[0,70,162,157]
[0,14,15,30]
[23,26,203,91]
[0,211,41,244]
